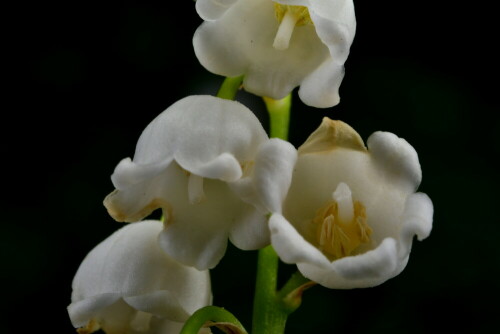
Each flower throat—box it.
[313,183,372,260]
[273,4,312,50]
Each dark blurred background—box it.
[3,1,498,333]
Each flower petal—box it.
[298,58,345,108]
[153,175,250,270]
[251,139,298,212]
[297,238,400,289]
[195,0,240,21]
[104,163,180,223]
[110,157,173,190]
[399,192,434,254]
[308,0,356,63]
[124,291,191,322]
[367,131,422,191]
[176,152,242,182]
[230,138,298,213]
[68,293,122,328]
[132,95,267,173]
[105,95,269,222]
[298,118,366,154]
[242,21,330,100]
[229,205,270,250]
[270,213,402,288]
[68,220,212,330]
[165,96,268,179]
[269,213,331,268]
[158,221,229,270]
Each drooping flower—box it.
[193,0,356,108]
[67,220,212,334]
[269,119,433,289]
[104,95,297,270]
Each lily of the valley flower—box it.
[104,95,297,270]
[67,220,212,334]
[193,0,356,108]
[269,119,433,289]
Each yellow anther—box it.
[274,3,312,26]
[313,199,372,260]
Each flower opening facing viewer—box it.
[269,119,434,289]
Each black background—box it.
[3,1,499,333]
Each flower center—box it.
[273,3,312,50]
[313,183,372,260]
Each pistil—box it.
[313,183,372,260]
[333,182,354,224]
[188,174,206,204]
[272,4,312,51]
[273,10,299,50]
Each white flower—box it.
[269,118,433,289]
[193,0,356,108]
[67,220,212,334]
[104,95,297,270]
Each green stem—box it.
[250,95,294,334]
[277,272,316,314]
[251,246,288,334]
[277,271,312,299]
[217,76,244,100]
[180,306,248,334]
[263,94,292,140]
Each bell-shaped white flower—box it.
[67,220,212,334]
[269,119,433,289]
[193,0,356,108]
[104,95,297,270]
